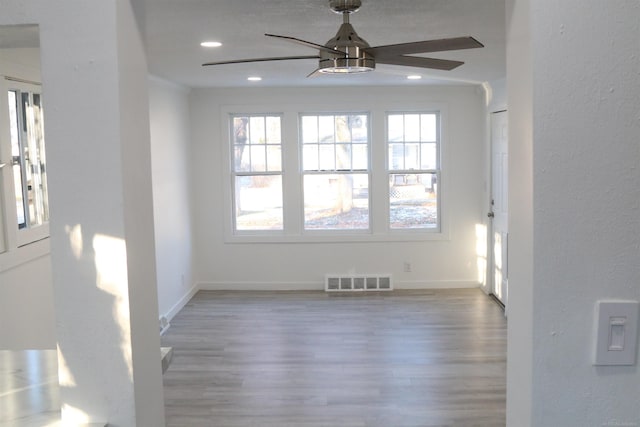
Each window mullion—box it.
[282,110,302,235]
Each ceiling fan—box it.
[202,0,484,77]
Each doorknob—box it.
[487,212,495,218]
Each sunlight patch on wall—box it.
[92,233,133,380]
[475,223,488,286]
[65,224,83,260]
[56,345,76,388]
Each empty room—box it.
[1,1,639,426]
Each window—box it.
[301,114,369,231]
[224,107,445,242]
[230,114,283,231]
[387,112,440,230]
[0,80,49,251]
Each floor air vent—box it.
[325,274,393,292]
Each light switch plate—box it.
[594,301,639,366]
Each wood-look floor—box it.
[161,289,507,427]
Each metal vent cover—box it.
[325,274,393,292]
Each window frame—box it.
[385,110,442,233]
[228,113,285,234]
[0,78,49,253]
[299,112,372,234]
[221,104,449,244]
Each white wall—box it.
[0,248,56,349]
[190,85,487,290]
[148,76,196,322]
[0,43,56,350]
[488,77,507,113]
[507,0,640,425]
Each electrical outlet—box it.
[403,262,412,273]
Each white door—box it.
[490,111,508,307]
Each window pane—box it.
[266,145,282,171]
[420,142,437,169]
[318,116,334,143]
[8,91,26,229]
[266,116,281,143]
[389,143,404,170]
[421,114,437,142]
[13,164,26,228]
[301,116,318,143]
[336,144,351,170]
[318,144,335,170]
[304,174,369,230]
[388,114,403,141]
[250,145,266,172]
[25,93,48,226]
[335,115,350,143]
[249,116,265,144]
[404,143,420,170]
[352,144,368,170]
[351,115,367,142]
[389,173,438,229]
[303,144,319,171]
[233,117,249,144]
[235,175,283,230]
[404,114,420,141]
[234,144,250,171]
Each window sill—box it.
[224,230,448,244]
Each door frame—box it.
[488,109,508,312]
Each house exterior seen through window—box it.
[387,112,440,230]
[301,113,370,231]
[231,114,284,231]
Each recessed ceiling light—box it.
[247,76,262,82]
[200,41,222,48]
[407,75,422,80]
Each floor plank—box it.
[162,289,507,427]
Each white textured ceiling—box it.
[140,0,506,88]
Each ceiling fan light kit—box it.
[202,0,484,77]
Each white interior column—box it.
[505,0,533,425]
[1,1,165,425]
[506,0,640,425]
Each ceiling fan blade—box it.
[376,55,464,71]
[306,68,323,78]
[203,55,319,66]
[265,33,347,56]
[365,36,483,58]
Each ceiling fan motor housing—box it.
[319,21,375,73]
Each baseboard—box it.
[198,281,322,291]
[159,283,199,328]
[198,280,481,291]
[395,280,481,289]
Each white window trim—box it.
[220,103,450,244]
[229,113,285,234]
[385,110,443,233]
[0,78,50,253]
[299,111,372,233]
